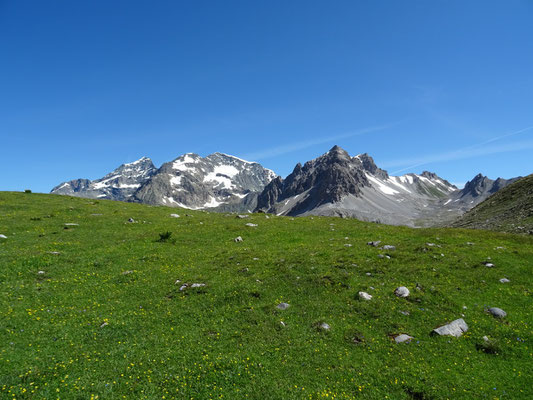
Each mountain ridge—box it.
[50,146,522,226]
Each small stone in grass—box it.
[234,236,243,242]
[0,234,8,239]
[276,302,290,310]
[394,334,413,343]
[170,214,180,218]
[245,223,258,227]
[367,241,381,247]
[487,307,507,318]
[499,278,510,283]
[319,322,331,331]
[382,245,396,250]
[236,215,249,219]
[484,262,495,268]
[394,286,410,298]
[100,322,109,328]
[37,270,45,275]
[358,291,372,301]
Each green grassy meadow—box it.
[0,192,531,399]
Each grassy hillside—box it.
[0,192,531,399]
[452,174,533,234]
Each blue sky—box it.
[1,0,532,192]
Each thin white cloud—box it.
[241,121,402,161]
[384,125,533,174]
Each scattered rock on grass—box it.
[100,322,109,328]
[432,318,468,337]
[128,218,135,223]
[499,278,510,283]
[358,291,373,301]
[483,261,495,268]
[179,283,206,291]
[382,245,396,250]
[234,236,243,243]
[236,215,249,219]
[64,223,79,226]
[367,241,381,247]
[276,302,290,310]
[245,223,258,227]
[37,270,45,275]
[318,322,331,331]
[0,234,7,239]
[394,286,410,298]
[487,307,507,318]
[170,214,180,218]
[394,334,413,343]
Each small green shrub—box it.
[157,231,174,243]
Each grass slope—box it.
[0,192,531,399]
[452,174,533,234]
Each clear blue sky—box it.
[1,0,532,192]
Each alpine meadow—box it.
[0,192,531,399]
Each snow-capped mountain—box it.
[256,146,460,226]
[132,152,277,210]
[51,157,157,201]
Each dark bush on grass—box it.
[157,231,174,243]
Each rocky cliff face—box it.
[132,153,276,210]
[51,157,156,201]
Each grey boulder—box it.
[432,318,468,337]
[487,307,507,318]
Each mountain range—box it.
[51,146,520,227]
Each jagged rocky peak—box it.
[324,145,351,161]
[421,171,439,180]
[51,156,156,201]
[255,146,465,224]
[461,174,492,197]
[256,146,374,214]
[458,173,520,200]
[356,153,389,180]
